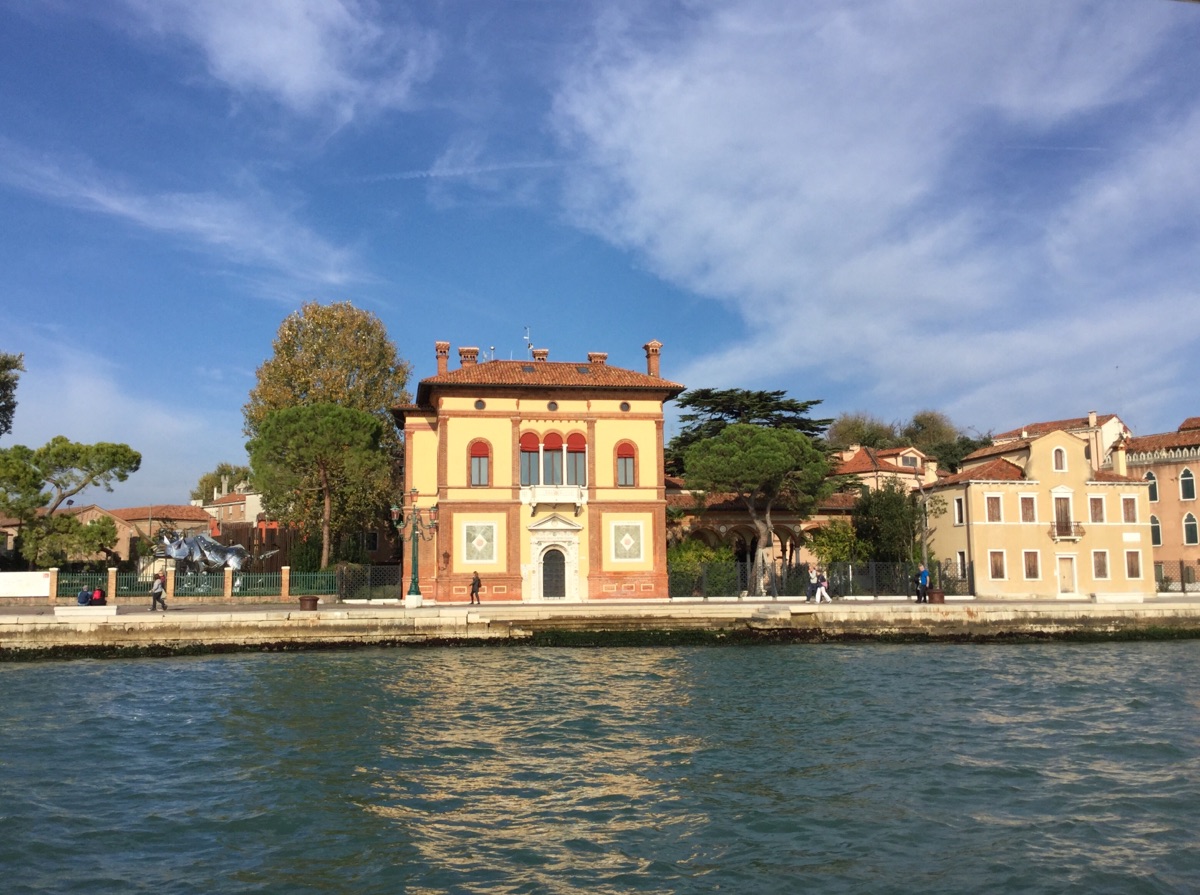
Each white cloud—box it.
[5,335,247,508]
[0,139,361,289]
[119,0,439,123]
[551,0,1195,433]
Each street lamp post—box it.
[393,488,438,609]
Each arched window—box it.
[616,442,637,487]
[1182,468,1196,501]
[542,433,564,485]
[469,441,490,487]
[1145,472,1158,503]
[1185,513,1199,546]
[566,433,587,486]
[1053,447,1067,472]
[1150,515,1161,547]
[520,432,540,486]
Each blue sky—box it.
[2,0,1198,509]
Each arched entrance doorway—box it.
[542,548,566,599]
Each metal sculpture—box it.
[154,531,277,574]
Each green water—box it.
[2,643,1198,893]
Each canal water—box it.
[2,643,1199,894]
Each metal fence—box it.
[231,572,282,598]
[290,571,338,596]
[336,564,403,601]
[116,572,155,596]
[56,571,106,598]
[668,560,972,599]
[1155,560,1200,594]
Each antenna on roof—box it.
[523,326,535,356]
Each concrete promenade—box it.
[4,595,1200,657]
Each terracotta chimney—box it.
[459,346,479,366]
[587,352,608,366]
[1088,410,1097,427]
[435,341,450,375]
[532,348,549,362]
[1112,437,1128,477]
[644,340,662,378]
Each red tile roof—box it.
[933,458,1025,486]
[1089,469,1141,484]
[1126,428,1200,455]
[1180,417,1200,432]
[994,414,1117,441]
[109,505,214,523]
[407,358,684,407]
[963,439,1033,462]
[835,447,921,477]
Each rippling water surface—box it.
[3,643,1200,894]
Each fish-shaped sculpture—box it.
[155,531,278,573]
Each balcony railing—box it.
[522,485,587,516]
[1048,521,1085,541]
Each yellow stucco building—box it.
[927,428,1152,601]
[392,341,684,604]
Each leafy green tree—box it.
[0,352,24,438]
[0,436,141,567]
[248,403,390,569]
[243,302,411,541]
[923,433,993,473]
[684,423,832,596]
[900,410,958,451]
[243,301,411,448]
[852,479,921,563]
[22,513,119,569]
[825,412,899,450]
[666,388,831,476]
[191,462,253,502]
[807,519,861,565]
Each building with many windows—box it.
[392,341,683,603]
[1124,418,1200,590]
[926,428,1151,600]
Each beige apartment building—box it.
[927,428,1152,600]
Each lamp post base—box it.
[404,592,424,609]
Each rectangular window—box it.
[1122,496,1137,524]
[1021,496,1036,523]
[1125,551,1141,579]
[1089,496,1105,524]
[566,450,587,486]
[1023,551,1039,580]
[1093,551,1109,579]
[520,450,539,486]
[989,550,1006,580]
[543,448,564,485]
[901,455,918,467]
[954,497,965,525]
[986,495,1001,523]
[364,531,379,552]
[617,456,635,487]
[471,455,490,487]
[956,551,967,577]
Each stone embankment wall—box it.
[4,600,1200,659]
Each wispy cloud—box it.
[4,326,247,507]
[117,0,439,124]
[0,139,362,288]
[551,0,1198,433]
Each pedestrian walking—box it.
[814,569,832,604]
[807,567,818,602]
[915,564,930,603]
[469,571,482,605]
[150,573,168,611]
